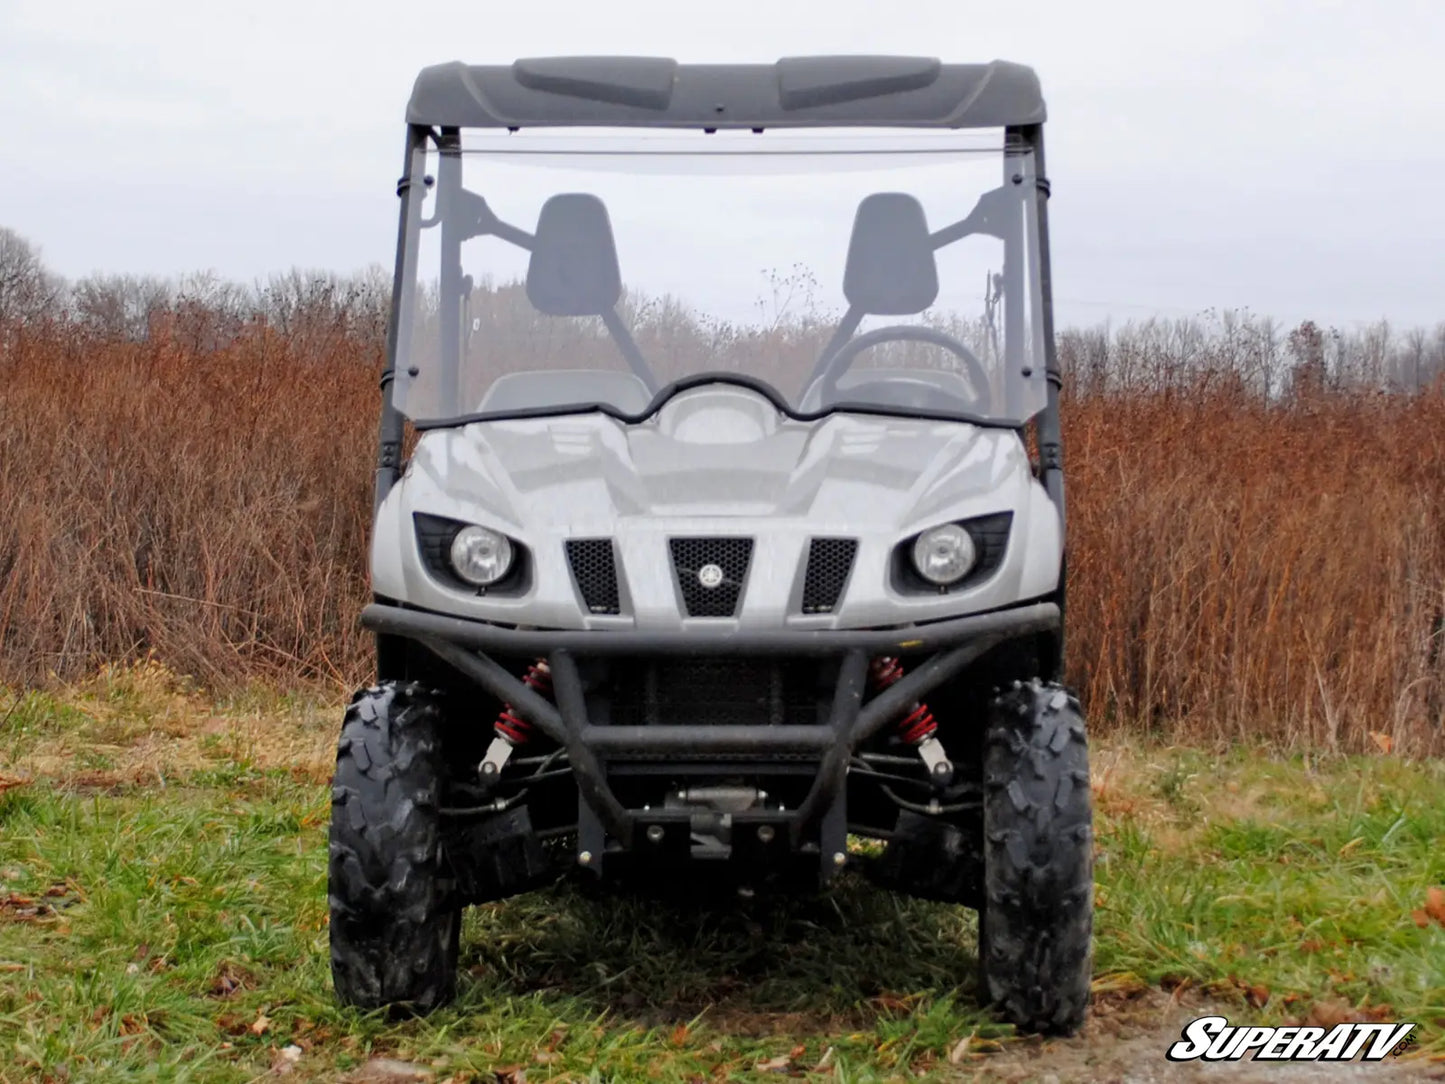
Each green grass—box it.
[1092,749,1445,1025]
[0,681,1442,1081]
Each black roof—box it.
[406,56,1045,130]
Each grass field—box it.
[0,662,1441,1082]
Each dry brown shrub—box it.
[1067,384,1445,752]
[1,310,1442,753]
[0,315,377,687]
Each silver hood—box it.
[372,384,1061,631]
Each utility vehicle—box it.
[331,55,1092,1035]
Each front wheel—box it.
[328,681,459,1013]
[978,680,1093,1035]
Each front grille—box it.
[565,538,620,614]
[801,538,858,613]
[605,658,828,728]
[669,537,753,617]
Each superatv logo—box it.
[1167,1016,1415,1062]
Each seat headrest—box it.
[842,193,939,315]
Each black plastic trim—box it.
[564,538,622,615]
[801,537,859,614]
[893,511,1014,595]
[412,513,530,596]
[409,372,1029,433]
[362,598,1058,657]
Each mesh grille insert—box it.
[801,538,858,613]
[607,658,827,728]
[669,537,753,617]
[565,538,621,614]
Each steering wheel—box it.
[817,325,992,413]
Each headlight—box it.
[911,523,977,586]
[449,525,514,586]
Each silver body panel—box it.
[372,385,1060,632]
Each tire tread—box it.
[979,679,1093,1035]
[328,682,458,1013]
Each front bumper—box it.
[361,600,1060,872]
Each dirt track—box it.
[975,989,1442,1083]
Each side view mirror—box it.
[843,193,939,316]
[526,194,623,317]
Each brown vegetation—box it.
[0,253,1442,752]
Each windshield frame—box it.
[388,125,1050,432]
[407,369,1023,433]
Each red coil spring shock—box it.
[868,656,938,745]
[492,659,552,745]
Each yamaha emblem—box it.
[697,563,725,589]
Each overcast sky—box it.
[2,0,1441,330]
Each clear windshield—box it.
[392,129,1049,427]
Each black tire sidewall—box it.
[328,681,459,1012]
[979,680,1094,1035]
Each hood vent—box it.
[801,538,858,614]
[565,539,621,614]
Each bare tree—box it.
[0,228,62,326]
[71,273,173,341]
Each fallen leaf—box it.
[948,1033,974,1064]
[249,1011,271,1036]
[272,1045,303,1075]
[0,894,54,922]
[754,1054,793,1072]
[1089,972,1149,997]
[1413,910,1432,929]
[493,1067,526,1084]
[1305,999,1393,1028]
[1426,887,1445,927]
[208,961,255,999]
[1299,939,1325,953]
[1368,731,1393,754]
[215,1012,249,1036]
[669,1023,690,1046]
[871,991,916,1013]
[531,1051,559,1066]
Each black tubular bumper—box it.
[361,600,1060,852]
